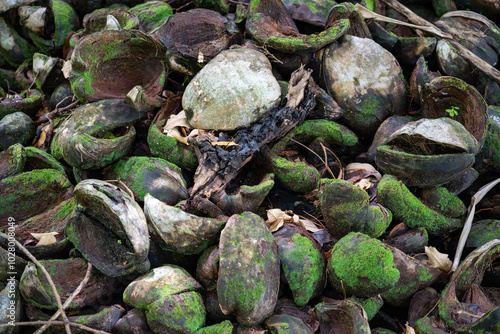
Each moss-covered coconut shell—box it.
[217,212,280,325]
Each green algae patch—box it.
[195,320,233,334]
[147,118,198,171]
[0,143,26,179]
[24,146,65,175]
[218,212,280,326]
[466,220,500,249]
[419,186,466,218]
[319,178,391,239]
[0,169,72,224]
[376,175,464,236]
[105,156,188,204]
[350,295,384,321]
[272,156,320,193]
[274,224,326,306]
[69,29,167,102]
[51,0,80,50]
[327,232,400,298]
[129,1,173,33]
[264,314,314,333]
[271,119,358,154]
[145,291,206,333]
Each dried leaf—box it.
[405,322,416,334]
[266,208,292,232]
[62,60,72,78]
[164,110,192,131]
[387,222,406,239]
[425,246,452,272]
[345,162,381,190]
[211,141,238,147]
[30,232,59,247]
[294,215,323,233]
[33,130,47,148]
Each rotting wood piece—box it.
[186,66,317,214]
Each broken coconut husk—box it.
[218,212,280,326]
[314,299,371,334]
[368,20,437,65]
[14,197,76,259]
[69,29,167,103]
[66,179,150,277]
[265,314,314,333]
[325,2,372,39]
[327,232,400,298]
[475,105,500,172]
[0,91,42,119]
[376,175,465,236]
[322,34,408,141]
[273,223,326,307]
[32,53,65,94]
[246,0,350,54]
[413,240,500,333]
[375,117,479,187]
[419,76,489,144]
[0,143,25,180]
[25,303,124,333]
[19,258,115,310]
[144,194,226,255]
[0,169,72,226]
[51,99,143,169]
[282,0,339,27]
[103,156,188,204]
[147,95,198,171]
[435,11,500,80]
[319,178,392,239]
[0,112,34,150]
[182,47,281,131]
[81,7,139,34]
[211,170,275,216]
[157,8,236,76]
[366,115,416,162]
[128,1,173,34]
[0,17,36,67]
[123,264,206,333]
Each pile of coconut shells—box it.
[1,0,500,333]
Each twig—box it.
[105,179,135,200]
[319,143,344,180]
[35,262,93,334]
[290,139,335,179]
[422,299,440,318]
[452,177,500,271]
[0,232,72,334]
[35,100,78,125]
[0,321,110,334]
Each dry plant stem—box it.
[290,139,335,179]
[34,262,93,334]
[320,143,344,180]
[105,179,135,199]
[35,100,79,125]
[452,177,500,271]
[0,321,110,334]
[0,232,72,334]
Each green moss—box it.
[51,0,79,49]
[328,232,399,297]
[146,291,206,333]
[319,179,391,238]
[147,119,198,171]
[53,198,77,221]
[350,296,383,320]
[272,156,320,193]
[420,186,466,218]
[195,320,233,334]
[376,175,464,236]
[280,233,324,306]
[272,119,358,153]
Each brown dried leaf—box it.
[293,214,323,233]
[425,246,452,272]
[33,130,47,148]
[266,208,292,232]
[30,232,59,247]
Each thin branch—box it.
[290,139,335,179]
[0,232,72,334]
[0,321,110,334]
[35,262,93,334]
[105,179,135,200]
[320,142,344,180]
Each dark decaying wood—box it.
[186,66,318,215]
